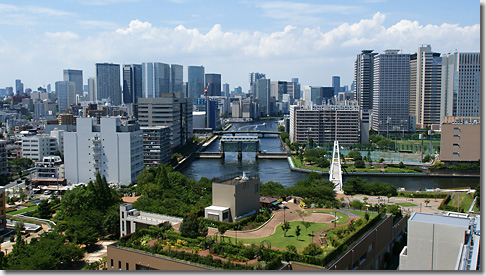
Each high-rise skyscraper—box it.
[354,50,377,111]
[142,62,170,98]
[288,78,301,100]
[371,50,411,133]
[88,77,96,102]
[270,81,287,102]
[170,64,183,94]
[122,64,142,104]
[222,83,230,97]
[332,76,340,97]
[96,63,121,105]
[441,52,481,118]
[188,66,205,100]
[15,79,23,95]
[63,69,83,96]
[56,81,76,113]
[256,78,271,116]
[205,73,221,97]
[410,45,442,129]
[249,72,266,95]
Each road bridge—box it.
[213,130,281,137]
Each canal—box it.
[181,120,479,191]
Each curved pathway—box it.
[215,202,335,240]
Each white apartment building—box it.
[290,104,360,145]
[22,135,58,162]
[35,156,64,179]
[64,117,143,186]
[399,212,480,270]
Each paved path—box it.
[216,202,335,239]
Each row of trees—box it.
[342,177,398,197]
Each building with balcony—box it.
[141,126,171,167]
[64,117,143,186]
[289,104,360,145]
[0,140,7,182]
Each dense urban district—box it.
[0,45,480,271]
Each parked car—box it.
[43,190,52,195]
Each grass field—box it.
[396,202,418,207]
[307,210,350,225]
[225,221,331,250]
[7,205,38,216]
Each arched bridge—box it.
[213,130,282,137]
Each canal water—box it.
[181,120,479,190]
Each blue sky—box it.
[0,0,481,91]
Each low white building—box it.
[64,117,143,186]
[22,134,57,162]
[119,203,183,237]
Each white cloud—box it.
[0,13,480,90]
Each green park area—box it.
[395,202,418,208]
[308,210,349,225]
[225,221,331,251]
[7,205,38,216]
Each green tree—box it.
[354,159,365,168]
[398,161,405,168]
[277,125,285,132]
[347,150,362,161]
[281,221,291,237]
[422,155,431,163]
[302,243,323,256]
[260,181,285,196]
[37,199,52,219]
[295,225,301,240]
[217,224,228,242]
[180,213,208,239]
[349,199,364,210]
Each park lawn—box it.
[307,210,349,225]
[396,202,418,207]
[7,205,38,215]
[448,193,474,212]
[347,210,379,219]
[225,221,331,251]
[343,165,382,172]
[291,156,329,171]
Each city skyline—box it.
[0,0,480,91]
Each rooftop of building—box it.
[409,212,471,228]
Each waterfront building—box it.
[441,52,481,118]
[141,126,171,167]
[204,172,260,222]
[439,116,480,163]
[371,50,411,133]
[64,117,143,186]
[289,104,360,145]
[256,78,272,116]
[21,134,58,162]
[205,73,221,97]
[399,212,480,270]
[55,81,76,113]
[122,64,142,104]
[142,62,170,98]
[63,69,83,96]
[96,63,121,105]
[409,45,442,129]
[137,94,193,152]
[188,65,205,101]
[249,72,266,95]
